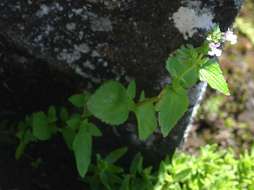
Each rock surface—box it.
[0,0,244,163]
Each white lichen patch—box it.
[90,17,113,32]
[36,3,64,18]
[74,66,101,83]
[57,49,81,64]
[91,50,100,57]
[36,4,50,17]
[83,60,96,70]
[66,22,76,31]
[74,43,90,54]
[171,1,214,40]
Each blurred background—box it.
[184,0,254,154]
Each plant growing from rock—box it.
[15,26,236,177]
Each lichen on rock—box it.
[172,1,215,39]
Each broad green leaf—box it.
[66,114,81,131]
[32,112,53,140]
[73,125,92,177]
[68,93,88,108]
[166,47,199,88]
[135,102,157,140]
[156,87,189,137]
[105,147,128,164]
[80,120,102,137]
[127,80,136,100]
[199,59,230,95]
[47,106,57,123]
[61,127,76,150]
[87,123,102,137]
[87,81,129,125]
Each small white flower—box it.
[208,43,222,57]
[224,30,237,45]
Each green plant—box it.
[155,145,254,190]
[15,26,232,178]
[83,145,254,190]
[83,147,155,190]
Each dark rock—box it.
[0,0,244,163]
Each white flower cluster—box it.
[208,42,222,57]
[207,29,237,57]
[224,30,238,45]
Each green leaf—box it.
[105,147,128,164]
[66,114,81,131]
[15,141,27,160]
[86,123,102,137]
[15,130,36,160]
[61,127,76,150]
[32,112,53,140]
[47,106,57,123]
[80,120,102,137]
[69,93,88,108]
[135,102,157,140]
[199,59,230,95]
[73,125,92,177]
[120,176,131,190]
[156,87,189,137]
[166,47,199,88]
[139,91,146,101]
[87,81,130,125]
[127,80,136,100]
[16,121,28,140]
[130,153,143,175]
[174,168,192,182]
[60,107,69,122]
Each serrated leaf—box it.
[73,125,92,177]
[87,81,129,125]
[135,102,157,140]
[156,87,189,137]
[32,112,53,140]
[127,80,136,100]
[105,147,128,164]
[69,94,88,108]
[199,59,230,95]
[166,47,199,88]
